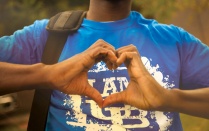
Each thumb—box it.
[102,92,126,108]
[82,84,103,108]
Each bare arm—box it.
[103,44,209,119]
[168,88,209,119]
[0,39,117,107]
[0,62,47,95]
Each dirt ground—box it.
[0,90,33,131]
[0,112,29,131]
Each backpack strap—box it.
[46,10,86,33]
[27,10,86,131]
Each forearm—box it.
[0,52,98,95]
[167,88,209,119]
[0,62,48,95]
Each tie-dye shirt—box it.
[1,11,209,131]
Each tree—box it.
[0,0,89,36]
[0,0,47,36]
[133,0,209,22]
[1,0,209,36]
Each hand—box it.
[103,45,169,111]
[45,39,117,107]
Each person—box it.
[0,0,209,130]
[0,40,117,107]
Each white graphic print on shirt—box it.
[63,56,175,130]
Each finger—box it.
[92,39,116,53]
[103,59,113,70]
[102,92,126,108]
[80,47,117,72]
[92,47,117,64]
[82,84,103,108]
[117,44,139,57]
[116,52,135,66]
[117,44,135,52]
[117,52,148,77]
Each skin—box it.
[87,0,132,21]
[103,45,209,119]
[88,0,209,119]
[0,39,117,107]
[0,0,209,120]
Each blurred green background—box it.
[0,0,209,45]
[0,0,209,131]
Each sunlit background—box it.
[0,0,209,131]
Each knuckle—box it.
[131,52,139,58]
[133,52,138,56]
[124,52,129,56]
[97,39,104,42]
[95,39,103,43]
[97,39,105,45]
[130,44,137,50]
[93,39,104,47]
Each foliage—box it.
[133,0,209,22]
[0,0,209,36]
[0,0,47,36]
[0,0,89,36]
[133,0,177,21]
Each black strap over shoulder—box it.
[27,10,86,131]
[46,10,86,33]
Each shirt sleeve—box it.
[0,19,49,64]
[177,27,209,90]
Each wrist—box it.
[40,63,57,89]
[33,63,52,89]
[163,88,182,112]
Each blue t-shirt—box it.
[1,11,209,131]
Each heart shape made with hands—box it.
[79,44,165,111]
[60,40,166,111]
